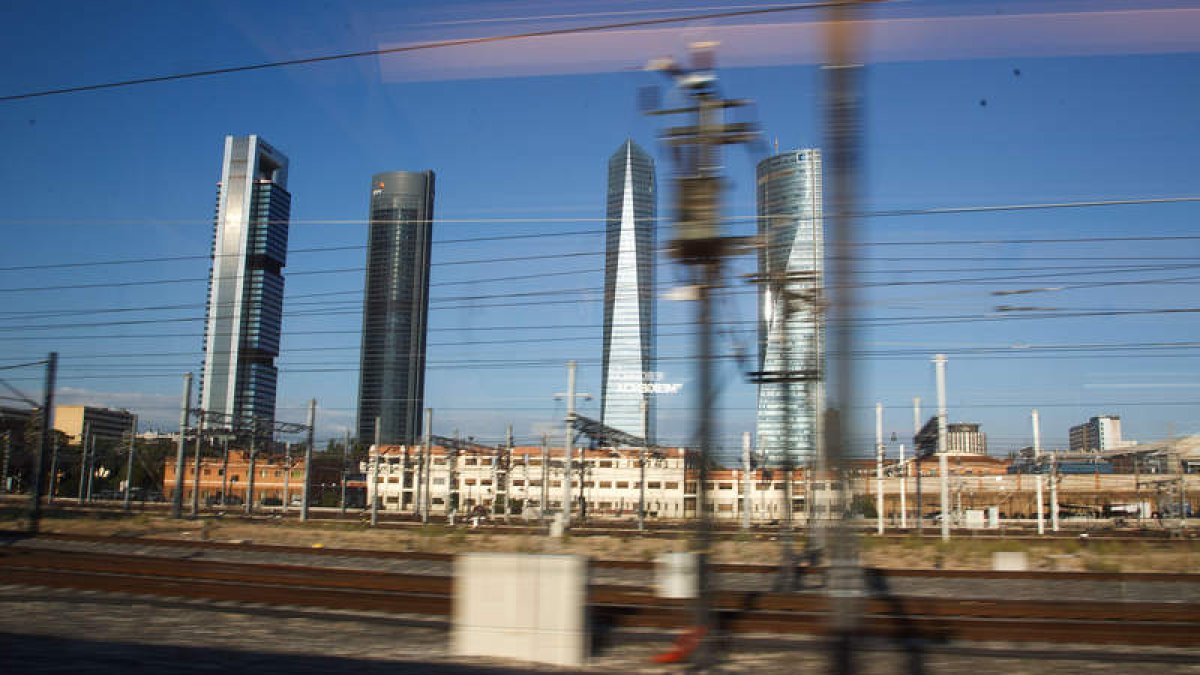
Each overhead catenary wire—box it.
[8,337,1200,377]
[0,1,851,102]
[1,195,1197,274]
[3,263,1197,332]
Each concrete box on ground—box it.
[987,506,1000,529]
[656,552,699,599]
[453,553,588,667]
[993,551,1029,572]
[964,509,986,529]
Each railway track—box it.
[1,544,1196,648]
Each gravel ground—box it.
[1,585,1199,674]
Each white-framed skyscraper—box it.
[755,149,823,465]
[201,135,291,432]
[601,140,656,441]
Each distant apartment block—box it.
[201,135,291,432]
[1069,415,1131,453]
[914,418,988,456]
[54,405,135,444]
[357,171,435,445]
[601,140,656,441]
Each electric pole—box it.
[822,8,870,671]
[899,443,907,529]
[301,398,316,522]
[639,397,648,532]
[645,43,759,666]
[551,361,591,534]
[123,415,137,512]
[245,428,258,515]
[876,402,884,535]
[340,429,349,514]
[422,408,433,523]
[540,432,549,524]
[78,422,90,504]
[371,416,380,527]
[935,354,949,542]
[171,372,192,519]
[1033,408,1044,535]
[191,410,204,517]
[742,431,752,531]
[1050,450,1060,532]
[28,352,57,533]
[561,360,577,534]
[913,396,922,535]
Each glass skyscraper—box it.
[601,140,656,441]
[357,171,435,445]
[201,135,291,432]
[755,149,823,465]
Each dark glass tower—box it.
[601,140,656,441]
[357,171,435,445]
[755,149,823,465]
[201,135,290,432]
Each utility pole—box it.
[422,408,433,523]
[340,429,349,514]
[1,431,10,494]
[413,441,423,518]
[935,354,949,542]
[1050,450,1060,532]
[876,402,884,535]
[221,437,230,507]
[191,411,205,517]
[245,429,258,515]
[370,416,380,527]
[1033,408,1044,535]
[448,430,459,525]
[123,415,137,512]
[28,352,57,533]
[913,397,922,535]
[823,9,868,669]
[742,431,752,531]
[283,442,291,514]
[500,423,513,522]
[899,443,907,529]
[301,398,316,522]
[85,428,97,502]
[639,397,648,532]
[171,372,192,519]
[561,360,577,534]
[48,435,59,503]
[540,432,549,524]
[645,44,759,664]
[78,422,90,504]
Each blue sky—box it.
[1,1,1197,458]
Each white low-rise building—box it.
[360,444,836,523]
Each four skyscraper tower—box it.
[199,136,822,458]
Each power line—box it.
[12,339,1200,376]
[0,1,845,102]
[3,252,1194,298]
[1,195,1198,274]
[0,227,606,273]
